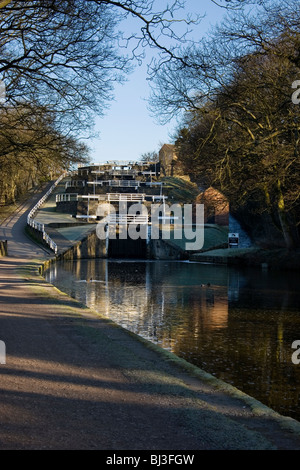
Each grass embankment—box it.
[190,246,300,271]
[167,224,228,253]
[161,176,199,203]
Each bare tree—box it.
[0,103,89,203]
[0,1,201,202]
[0,1,201,135]
[149,0,300,122]
[140,151,159,162]
[174,27,300,248]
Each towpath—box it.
[0,188,300,451]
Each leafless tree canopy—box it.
[0,0,201,202]
[0,0,202,132]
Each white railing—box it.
[110,180,141,188]
[106,160,135,166]
[75,215,97,220]
[27,218,45,232]
[87,180,142,187]
[105,193,145,202]
[55,192,168,204]
[109,170,137,176]
[83,160,158,167]
[43,232,58,253]
[27,174,66,254]
[56,193,78,203]
[87,181,105,186]
[65,180,86,189]
[147,195,168,202]
[108,214,148,225]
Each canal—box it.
[44,259,300,421]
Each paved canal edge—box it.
[35,255,300,440]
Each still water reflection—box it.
[45,259,300,421]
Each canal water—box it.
[44,259,300,421]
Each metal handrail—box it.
[106,193,145,202]
[108,214,148,224]
[27,174,65,254]
[56,193,78,202]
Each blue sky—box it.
[89,1,227,164]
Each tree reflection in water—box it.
[45,259,300,421]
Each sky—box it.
[88,1,227,164]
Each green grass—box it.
[161,176,199,203]
[165,224,228,252]
[191,247,258,258]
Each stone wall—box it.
[56,229,188,261]
[149,238,188,260]
[159,144,184,177]
[57,229,107,260]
